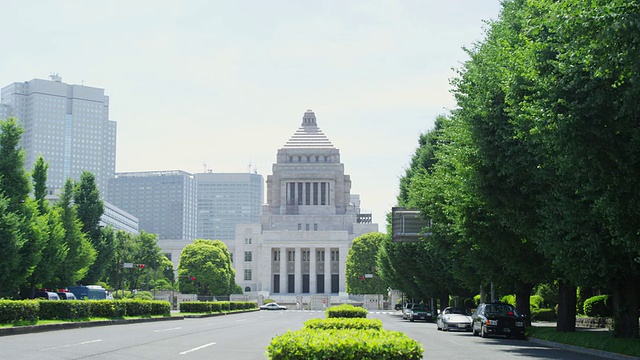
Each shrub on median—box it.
[304,317,383,331]
[326,303,367,318]
[267,328,423,360]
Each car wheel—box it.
[481,325,488,338]
[410,317,415,322]
[472,326,478,336]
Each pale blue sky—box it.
[1,0,503,229]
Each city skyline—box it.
[1,1,504,229]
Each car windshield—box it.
[485,304,518,316]
[412,304,427,310]
[448,308,466,315]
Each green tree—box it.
[178,239,237,296]
[0,118,30,213]
[345,232,387,295]
[56,179,96,285]
[74,171,112,284]
[32,156,48,214]
[0,196,23,298]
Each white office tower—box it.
[0,75,116,195]
[194,172,264,242]
[233,110,378,298]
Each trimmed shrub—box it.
[529,295,544,311]
[267,328,423,359]
[304,318,383,331]
[0,300,39,323]
[326,304,367,318]
[583,295,612,317]
[531,308,556,321]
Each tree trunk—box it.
[612,276,639,338]
[515,283,533,326]
[439,293,449,313]
[556,281,576,332]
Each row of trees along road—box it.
[376,0,639,339]
[0,117,240,299]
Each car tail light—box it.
[507,311,514,316]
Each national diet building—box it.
[232,110,378,299]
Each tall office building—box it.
[194,172,264,242]
[232,110,378,297]
[0,75,116,194]
[107,170,197,240]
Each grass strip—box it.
[527,326,640,358]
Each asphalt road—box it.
[0,310,615,359]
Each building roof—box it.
[283,110,335,149]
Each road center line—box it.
[154,327,182,332]
[179,342,216,355]
[41,339,102,351]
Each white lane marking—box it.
[41,339,102,351]
[154,327,182,332]
[179,342,217,355]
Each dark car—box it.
[35,291,60,300]
[406,303,433,322]
[471,302,525,339]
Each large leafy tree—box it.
[178,239,238,296]
[345,232,387,295]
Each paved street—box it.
[0,310,615,359]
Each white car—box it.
[259,302,287,310]
[436,307,473,331]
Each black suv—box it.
[471,302,525,339]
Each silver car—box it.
[436,307,472,331]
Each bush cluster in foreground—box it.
[267,304,423,359]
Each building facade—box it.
[0,75,116,194]
[107,170,197,240]
[232,110,378,297]
[194,172,264,242]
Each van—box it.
[57,291,77,300]
[35,291,60,300]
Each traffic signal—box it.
[135,264,146,269]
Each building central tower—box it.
[232,110,378,299]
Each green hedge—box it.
[326,304,367,318]
[0,300,39,323]
[179,301,257,313]
[583,295,612,317]
[531,308,556,321]
[0,299,170,324]
[267,328,423,359]
[304,318,383,331]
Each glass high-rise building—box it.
[107,170,198,240]
[194,172,264,241]
[0,75,116,194]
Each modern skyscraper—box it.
[0,75,116,194]
[107,170,197,240]
[232,110,379,297]
[194,172,264,242]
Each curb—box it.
[528,337,640,360]
[0,315,184,337]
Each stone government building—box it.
[232,110,379,301]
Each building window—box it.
[230,253,234,263]
[302,250,310,261]
[244,269,252,281]
[298,223,302,231]
[305,182,311,205]
[245,251,252,262]
[317,250,325,261]
[314,224,318,231]
[305,223,309,231]
[288,250,295,261]
[331,250,339,262]
[273,250,280,261]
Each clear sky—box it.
[1,0,503,231]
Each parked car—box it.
[260,302,287,310]
[394,302,404,311]
[401,303,415,319]
[35,291,60,300]
[471,302,525,339]
[436,307,472,331]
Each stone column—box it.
[325,247,332,294]
[294,247,302,293]
[339,246,347,293]
[309,247,316,294]
[279,247,287,294]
